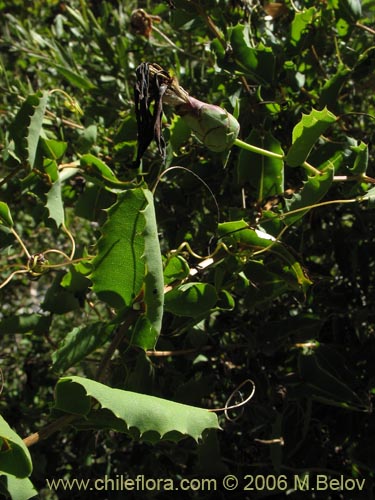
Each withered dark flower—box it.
[134,62,240,165]
[134,63,169,167]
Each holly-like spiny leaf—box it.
[54,376,220,443]
[286,108,337,167]
[283,165,335,225]
[8,91,48,169]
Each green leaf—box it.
[218,221,312,293]
[217,290,235,311]
[283,165,334,225]
[349,141,368,175]
[0,474,37,500]
[319,64,351,110]
[80,154,119,182]
[230,26,275,85]
[169,115,191,152]
[290,7,317,47]
[46,176,64,227]
[52,322,115,372]
[298,351,368,411]
[0,202,13,228]
[237,130,284,200]
[141,189,164,337]
[163,255,190,285]
[54,376,220,443]
[0,416,32,478]
[9,91,49,169]
[77,125,97,153]
[164,283,218,317]
[41,138,67,161]
[26,91,48,169]
[130,316,159,351]
[53,65,96,90]
[90,189,147,310]
[91,188,163,336]
[286,108,337,167]
[212,25,275,85]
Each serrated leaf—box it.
[349,141,368,175]
[90,189,147,310]
[46,176,65,227]
[237,130,284,200]
[52,322,115,372]
[0,416,32,478]
[26,91,48,168]
[141,189,164,337]
[130,316,159,351]
[0,202,13,227]
[9,91,48,169]
[229,25,275,85]
[165,283,218,317]
[283,165,334,224]
[212,25,275,85]
[54,376,220,443]
[286,108,337,167]
[290,7,317,47]
[0,474,37,500]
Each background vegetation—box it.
[1,0,375,498]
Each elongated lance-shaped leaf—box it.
[90,188,147,310]
[218,221,311,293]
[9,91,48,169]
[286,108,337,167]
[140,189,164,338]
[54,376,220,443]
[0,202,13,227]
[237,130,284,201]
[283,165,334,225]
[52,322,115,372]
[0,415,32,478]
[46,170,65,228]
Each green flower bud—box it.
[178,96,240,153]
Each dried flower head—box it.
[134,62,240,165]
[130,9,161,38]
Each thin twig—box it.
[356,21,375,36]
[23,414,78,448]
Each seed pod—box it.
[177,96,240,153]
